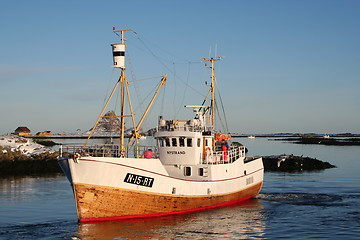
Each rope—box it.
[175,61,192,118]
[215,80,230,134]
[133,33,205,98]
[126,48,144,114]
[172,62,177,119]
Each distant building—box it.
[14,126,31,136]
[36,131,52,136]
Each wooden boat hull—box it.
[74,181,263,222]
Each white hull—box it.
[59,155,263,222]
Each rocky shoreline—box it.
[0,135,62,177]
[0,153,62,177]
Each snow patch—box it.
[0,135,54,156]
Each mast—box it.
[201,56,222,131]
[84,28,135,156]
[84,28,166,158]
[112,28,134,156]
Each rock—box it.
[0,152,62,177]
[262,154,336,172]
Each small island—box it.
[262,154,336,172]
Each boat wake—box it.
[257,192,344,207]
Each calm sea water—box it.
[1,138,359,239]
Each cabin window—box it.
[184,166,192,176]
[187,138,192,147]
[205,139,209,146]
[197,138,201,147]
[179,137,185,147]
[172,138,177,147]
[165,138,170,147]
[199,168,204,176]
[158,138,164,147]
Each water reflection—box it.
[0,174,63,202]
[75,199,265,240]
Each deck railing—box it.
[201,146,246,165]
[59,144,158,158]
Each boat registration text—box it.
[124,173,154,187]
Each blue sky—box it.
[1,0,359,134]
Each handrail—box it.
[201,146,245,165]
[60,144,158,159]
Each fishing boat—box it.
[57,29,264,223]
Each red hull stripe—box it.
[80,195,254,223]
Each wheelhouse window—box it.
[197,138,201,147]
[172,138,177,147]
[165,138,170,147]
[158,138,164,147]
[187,138,192,147]
[179,137,185,147]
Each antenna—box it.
[113,28,133,44]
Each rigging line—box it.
[135,35,205,98]
[134,79,165,131]
[172,62,177,119]
[133,31,193,63]
[199,87,212,113]
[129,75,164,82]
[103,68,116,105]
[131,79,161,114]
[128,38,200,65]
[214,100,226,133]
[175,61,192,118]
[215,80,230,133]
[126,48,145,114]
[135,35,174,73]
[215,63,230,133]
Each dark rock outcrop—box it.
[0,152,62,177]
[262,155,336,172]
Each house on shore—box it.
[14,127,31,136]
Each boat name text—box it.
[167,150,186,154]
[124,173,154,188]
